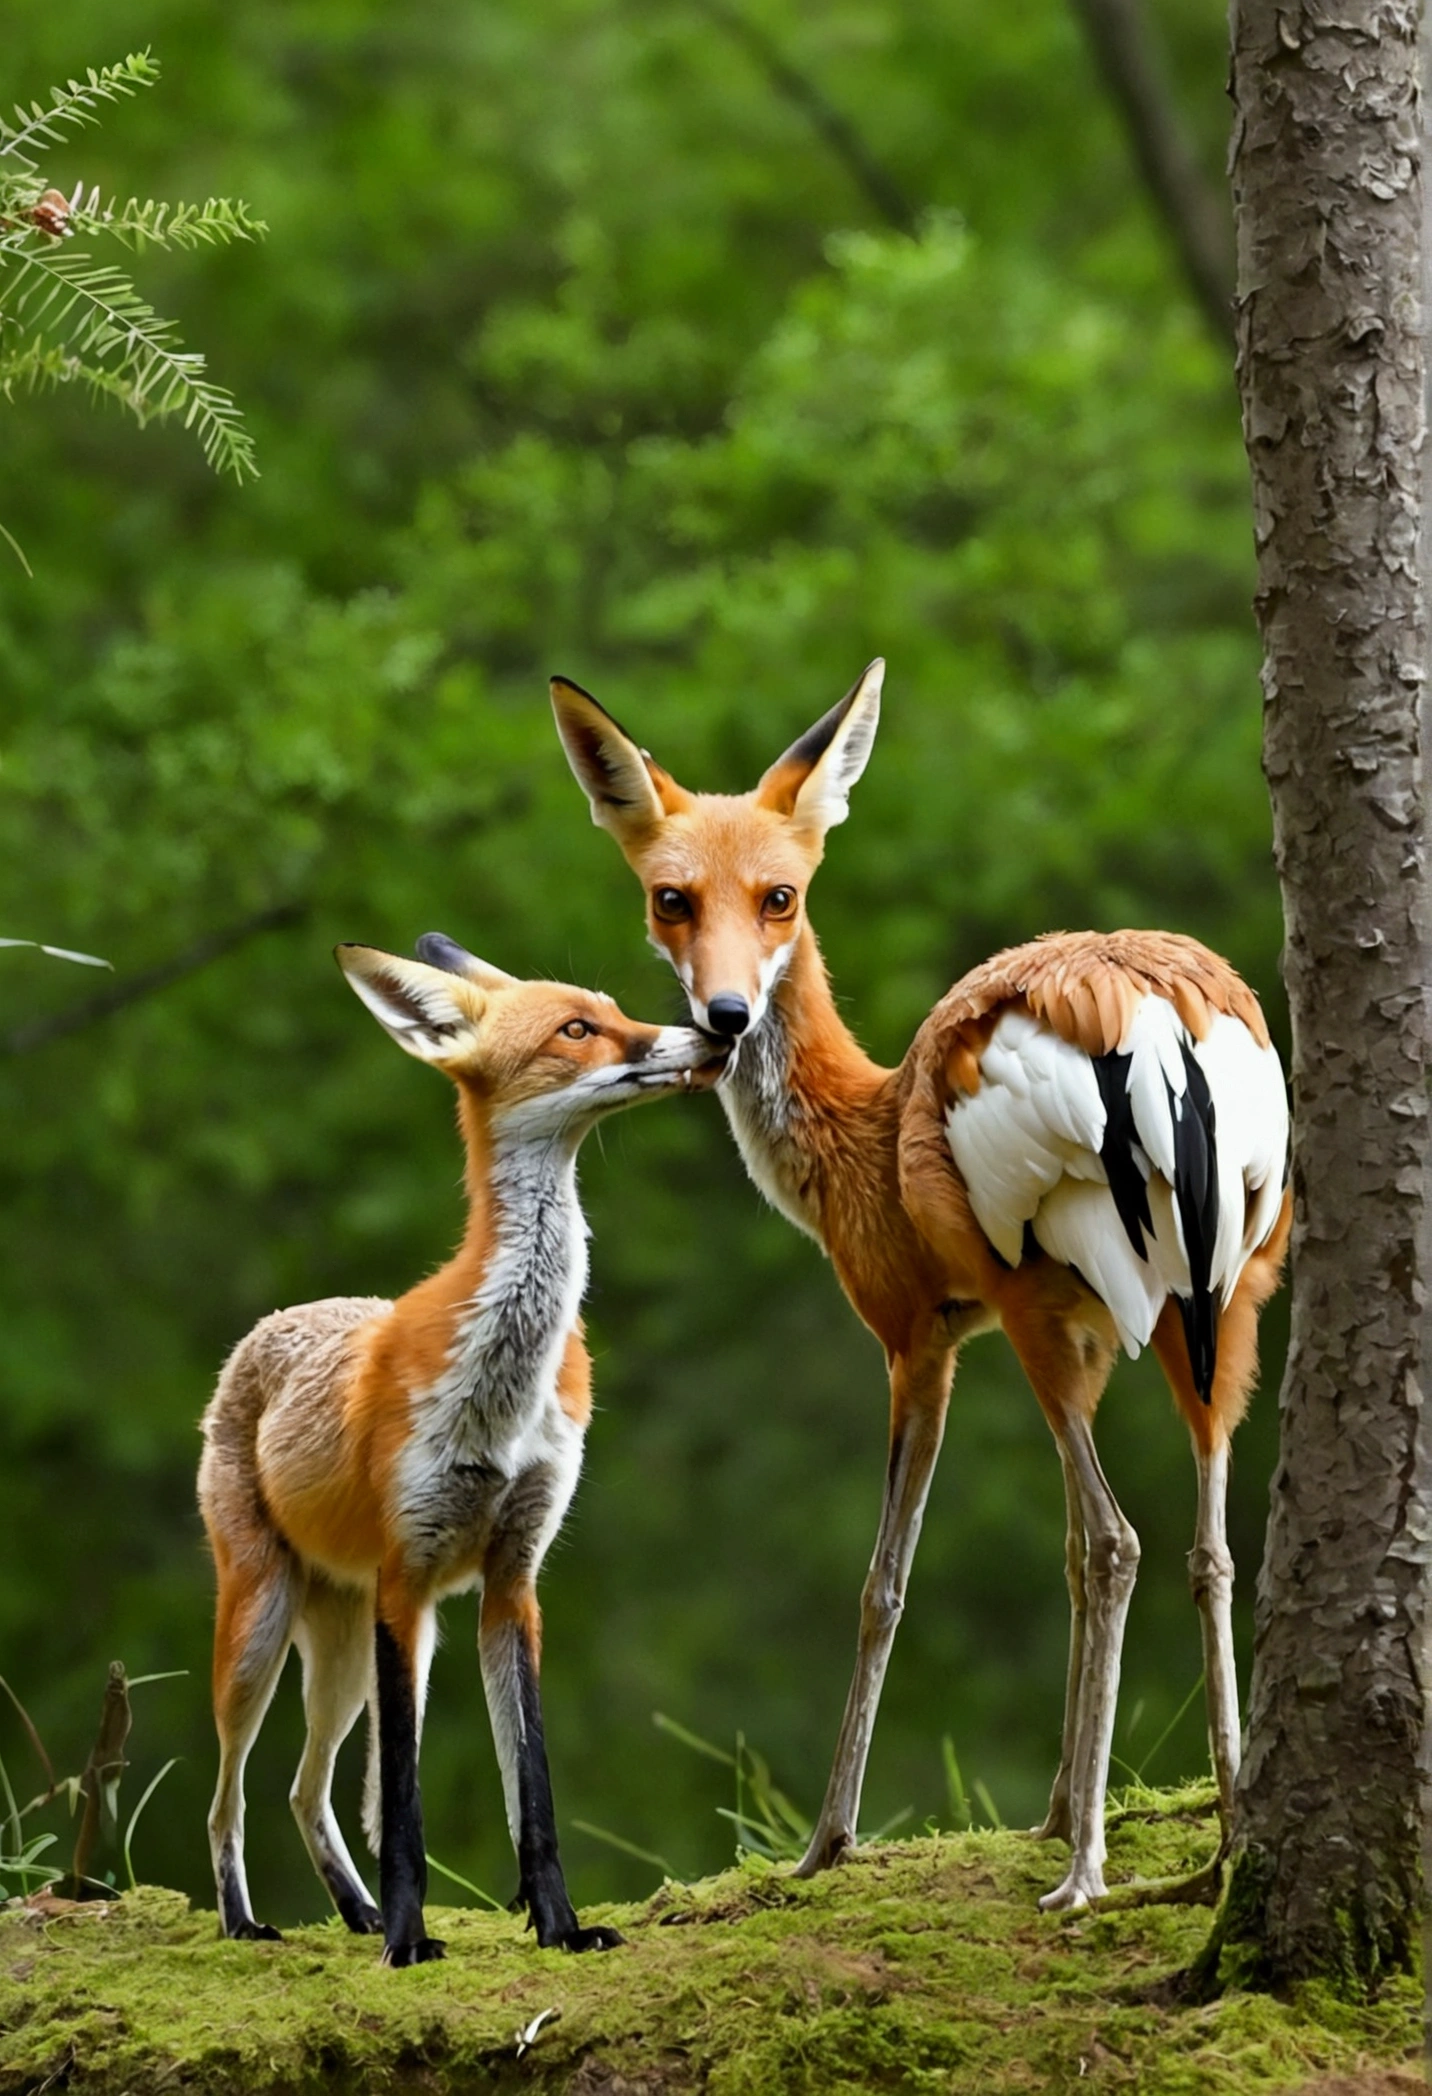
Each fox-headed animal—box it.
[200,939,725,1964]
[551,662,1291,1914]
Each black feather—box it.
[1172,1042,1220,1404]
[1092,1050,1154,1260]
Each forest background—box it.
[0,0,1286,1922]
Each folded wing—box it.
[945,984,1288,1395]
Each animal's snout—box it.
[705,994,751,1038]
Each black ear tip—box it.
[415,932,475,975]
[551,672,597,704]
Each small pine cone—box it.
[28,189,72,238]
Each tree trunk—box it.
[1208,0,1431,1991]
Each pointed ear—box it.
[413,931,517,992]
[755,660,883,836]
[550,675,691,842]
[336,945,487,1064]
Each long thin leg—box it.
[1189,1437,1239,1829]
[1033,1409,1140,1912]
[290,1576,381,1934]
[794,1341,955,1878]
[1032,1441,1086,1844]
[480,1581,622,1952]
[1152,1286,1264,1847]
[208,1550,300,1940]
[374,1572,443,1967]
[362,1604,435,1857]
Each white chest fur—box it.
[720,1011,823,1242]
[394,1144,589,1580]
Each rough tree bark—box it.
[1208,0,1431,1991]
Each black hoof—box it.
[554,1923,625,1954]
[228,1919,283,1942]
[339,1899,384,1936]
[382,1936,447,1967]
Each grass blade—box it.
[122,1758,178,1890]
[571,1820,673,1874]
[0,1675,56,1793]
[423,1850,504,1911]
[942,1735,971,1831]
[652,1713,736,1768]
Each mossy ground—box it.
[0,1787,1420,2095]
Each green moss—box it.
[0,1796,1420,2095]
[1201,1843,1423,2004]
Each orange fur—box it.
[200,953,724,1946]
[552,671,1292,1898]
[588,811,1286,1421]
[927,931,1271,1102]
[203,974,711,1627]
[556,1325,593,1428]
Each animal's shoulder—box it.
[917,930,1268,1096]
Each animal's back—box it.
[199,1298,391,1553]
[927,930,1269,1079]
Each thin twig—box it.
[691,0,917,236]
[2,902,305,1055]
[1067,0,1234,343]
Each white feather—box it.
[946,991,1289,1353]
[1120,995,1188,1182]
[1031,1180,1163,1356]
[946,1010,1106,1265]
[1188,1015,1289,1295]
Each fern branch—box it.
[0,337,86,393]
[68,194,267,251]
[0,247,256,480]
[0,53,159,167]
[0,335,163,418]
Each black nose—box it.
[705,994,751,1038]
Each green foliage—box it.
[0,51,263,482]
[0,1669,185,1900]
[1,1810,1422,2093]
[0,0,1285,1930]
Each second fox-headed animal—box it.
[552,662,1291,1914]
[200,939,724,1965]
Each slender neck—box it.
[443,1091,587,1369]
[455,1088,581,1248]
[721,923,940,1349]
[720,920,894,1240]
[771,921,890,1106]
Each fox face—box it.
[337,940,725,1138]
[550,663,884,1038]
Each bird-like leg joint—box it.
[794,1352,953,1880]
[1189,1440,1239,1829]
[1036,1416,1140,1915]
[1033,1444,1087,1845]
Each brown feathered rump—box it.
[920,929,1271,1100]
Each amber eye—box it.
[652,887,692,923]
[763,886,797,918]
[559,1019,595,1041]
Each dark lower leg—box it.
[374,1618,443,1966]
[482,1607,621,1952]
